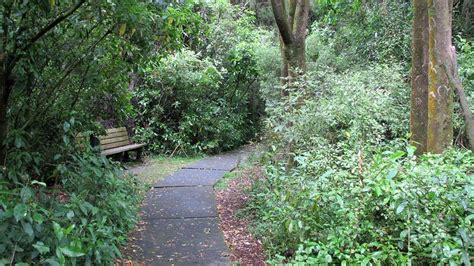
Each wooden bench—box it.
[98,127,146,161]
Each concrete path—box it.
[123,151,246,265]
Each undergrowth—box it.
[0,121,144,265]
[245,2,474,264]
[246,63,473,265]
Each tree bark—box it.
[411,0,457,154]
[410,0,429,154]
[271,0,309,85]
[279,37,289,91]
[426,0,455,153]
[446,47,474,152]
[292,0,309,72]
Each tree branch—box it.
[271,0,293,45]
[444,51,474,152]
[10,0,86,69]
[21,27,114,130]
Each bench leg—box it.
[123,151,131,162]
[114,152,124,162]
[136,148,143,161]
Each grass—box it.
[214,144,263,190]
[214,170,240,190]
[126,155,204,185]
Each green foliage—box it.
[134,49,250,154]
[202,2,257,63]
[5,0,472,265]
[2,0,176,179]
[1,1,269,265]
[253,147,473,265]
[134,2,267,154]
[452,37,474,144]
[248,51,473,264]
[153,3,208,54]
[457,36,474,107]
[309,0,412,70]
[0,122,144,265]
[253,31,281,102]
[266,63,409,155]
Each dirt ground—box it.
[216,165,267,265]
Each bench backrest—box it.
[99,127,131,150]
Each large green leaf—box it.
[59,246,85,258]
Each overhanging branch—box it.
[10,0,86,69]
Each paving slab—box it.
[122,149,252,265]
[140,187,218,219]
[183,154,240,171]
[123,217,230,265]
[154,169,227,187]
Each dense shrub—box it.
[134,49,254,154]
[253,30,281,103]
[247,61,473,264]
[265,63,409,155]
[0,123,143,265]
[134,3,270,154]
[250,146,473,265]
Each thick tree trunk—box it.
[284,40,306,77]
[410,0,429,154]
[271,0,309,170]
[426,0,454,153]
[271,0,309,85]
[292,0,308,74]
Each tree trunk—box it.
[426,0,454,153]
[279,37,290,91]
[411,0,456,154]
[271,0,309,85]
[453,78,474,152]
[410,0,429,154]
[461,0,473,31]
[0,72,11,167]
[271,0,309,170]
[447,46,474,152]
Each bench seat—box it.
[101,143,146,156]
